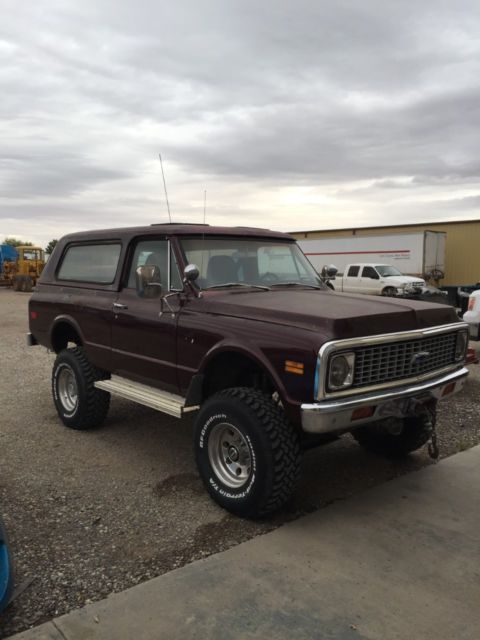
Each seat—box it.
[145,252,165,270]
[206,255,238,286]
[142,252,165,297]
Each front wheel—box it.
[194,388,301,518]
[382,286,397,297]
[352,415,433,457]
[52,347,110,430]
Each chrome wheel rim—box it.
[57,366,78,413]
[208,423,252,489]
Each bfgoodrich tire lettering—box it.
[194,387,301,518]
[52,347,110,430]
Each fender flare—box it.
[50,315,85,351]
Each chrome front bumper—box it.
[301,367,469,434]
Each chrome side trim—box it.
[302,367,468,434]
[315,322,469,400]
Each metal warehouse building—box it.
[291,218,480,286]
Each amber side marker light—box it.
[442,382,456,397]
[285,360,304,375]
[351,406,375,421]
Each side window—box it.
[347,265,360,277]
[362,266,379,279]
[128,240,168,290]
[57,243,121,284]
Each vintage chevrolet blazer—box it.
[28,224,469,517]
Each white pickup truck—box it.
[464,290,480,339]
[331,263,426,296]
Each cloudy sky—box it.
[1,0,479,248]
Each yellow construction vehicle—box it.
[1,246,46,292]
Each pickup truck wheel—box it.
[352,416,432,457]
[381,286,397,297]
[194,387,301,518]
[52,347,110,430]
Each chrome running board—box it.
[94,375,198,418]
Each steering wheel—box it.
[260,272,280,284]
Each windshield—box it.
[22,249,44,260]
[375,265,403,277]
[180,237,323,289]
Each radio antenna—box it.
[158,153,172,223]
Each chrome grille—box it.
[353,332,457,388]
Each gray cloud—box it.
[1,0,479,245]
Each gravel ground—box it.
[1,288,479,638]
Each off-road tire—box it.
[11,276,19,291]
[24,276,33,292]
[52,347,110,430]
[194,387,301,518]
[352,416,433,457]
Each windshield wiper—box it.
[204,282,271,291]
[270,282,322,290]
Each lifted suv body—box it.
[29,224,469,516]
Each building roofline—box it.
[290,217,480,235]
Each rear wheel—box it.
[352,416,433,457]
[52,347,110,430]
[24,276,33,292]
[194,387,301,518]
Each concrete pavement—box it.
[9,446,480,640]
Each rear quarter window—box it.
[347,266,360,277]
[57,243,121,284]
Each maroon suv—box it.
[28,224,469,517]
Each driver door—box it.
[111,238,183,393]
[360,266,381,295]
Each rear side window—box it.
[347,265,360,277]
[57,243,121,284]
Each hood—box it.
[200,288,457,339]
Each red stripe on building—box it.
[304,249,411,256]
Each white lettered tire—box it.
[194,387,301,518]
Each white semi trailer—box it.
[298,230,446,280]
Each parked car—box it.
[0,516,13,614]
[464,290,480,340]
[28,224,469,517]
[329,263,426,296]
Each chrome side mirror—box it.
[321,264,338,279]
[183,264,200,283]
[135,265,162,298]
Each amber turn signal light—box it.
[351,406,375,421]
[285,360,304,375]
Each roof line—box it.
[290,217,480,234]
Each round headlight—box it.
[455,331,468,361]
[328,353,355,390]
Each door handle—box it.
[113,302,128,310]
